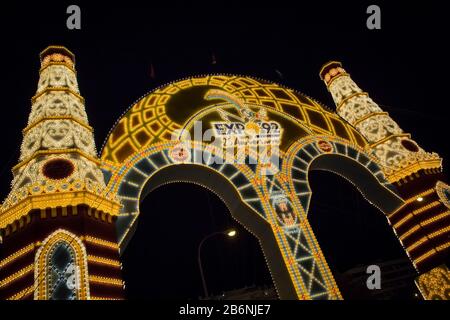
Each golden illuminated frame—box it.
[98,74,445,300]
[34,229,90,300]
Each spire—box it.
[0,46,120,228]
[320,61,441,183]
[22,46,96,162]
[321,63,450,296]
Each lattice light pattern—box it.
[101,75,368,164]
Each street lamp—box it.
[226,229,237,237]
[197,229,237,298]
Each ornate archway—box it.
[127,164,297,298]
[98,74,448,299]
[2,47,448,300]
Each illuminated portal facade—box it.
[0,47,449,300]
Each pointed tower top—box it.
[319,60,441,183]
[40,45,75,69]
[319,61,348,86]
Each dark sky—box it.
[0,1,448,299]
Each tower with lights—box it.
[320,62,450,299]
[0,46,124,300]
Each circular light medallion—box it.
[317,140,333,153]
[42,159,75,180]
[436,181,450,210]
[170,143,191,163]
[401,139,420,152]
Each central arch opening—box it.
[121,182,275,299]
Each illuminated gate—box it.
[101,71,449,299]
[1,47,448,300]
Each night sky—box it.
[0,1,448,299]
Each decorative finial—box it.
[319,61,347,86]
[39,45,75,68]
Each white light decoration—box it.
[13,52,103,190]
[320,62,442,182]
[0,46,119,222]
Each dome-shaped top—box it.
[101,75,367,164]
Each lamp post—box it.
[197,229,237,298]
